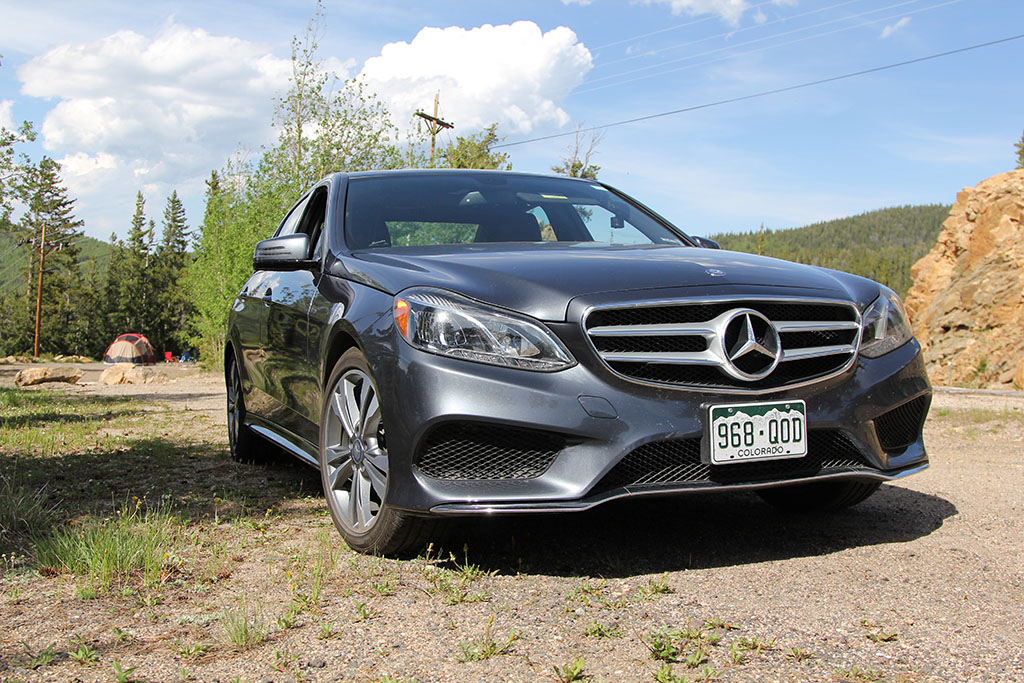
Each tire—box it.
[319,348,440,555]
[226,356,275,464]
[756,479,882,513]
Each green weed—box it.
[552,656,587,682]
[457,614,518,662]
[653,663,688,683]
[68,635,98,665]
[21,641,57,669]
[583,621,622,639]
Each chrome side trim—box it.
[429,463,928,515]
[249,423,319,468]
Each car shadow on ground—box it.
[439,485,957,577]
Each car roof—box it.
[340,168,601,183]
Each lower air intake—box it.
[416,422,564,480]
[594,430,872,492]
[874,396,929,452]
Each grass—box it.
[0,472,53,549]
[221,602,268,651]
[31,500,181,594]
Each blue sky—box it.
[1,0,1022,241]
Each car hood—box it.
[342,244,878,321]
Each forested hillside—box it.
[0,228,113,296]
[710,204,950,296]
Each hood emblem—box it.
[705,268,726,277]
[720,309,781,381]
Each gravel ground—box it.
[1,364,1022,682]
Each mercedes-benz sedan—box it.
[226,170,930,554]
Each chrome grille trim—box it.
[781,344,858,361]
[583,295,863,393]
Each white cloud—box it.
[0,100,13,130]
[881,17,911,39]
[358,21,592,136]
[638,0,794,25]
[562,0,594,5]
[15,23,308,237]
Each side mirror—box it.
[693,236,721,249]
[253,233,313,270]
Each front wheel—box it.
[319,349,440,555]
[756,479,882,512]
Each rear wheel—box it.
[756,479,882,512]
[226,357,274,463]
[320,349,440,555]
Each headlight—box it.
[393,288,575,371]
[859,288,913,358]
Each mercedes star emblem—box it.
[720,309,781,380]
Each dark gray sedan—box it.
[226,170,930,554]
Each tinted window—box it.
[344,174,687,250]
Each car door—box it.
[263,183,330,445]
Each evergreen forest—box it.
[709,204,950,297]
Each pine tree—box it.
[121,192,157,338]
[152,191,192,353]
[1015,129,1024,170]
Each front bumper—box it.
[372,328,930,516]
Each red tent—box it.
[103,333,157,365]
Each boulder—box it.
[905,169,1024,388]
[98,363,168,385]
[14,366,83,387]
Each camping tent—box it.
[103,333,157,365]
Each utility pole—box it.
[33,218,46,358]
[27,217,68,358]
[414,93,454,167]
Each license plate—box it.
[708,400,807,465]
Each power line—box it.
[591,0,838,51]
[592,0,869,70]
[580,0,957,92]
[493,34,1024,150]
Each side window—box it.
[276,194,311,237]
[577,205,652,245]
[297,188,329,259]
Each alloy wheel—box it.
[323,368,388,532]
[227,361,241,454]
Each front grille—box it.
[874,396,928,452]
[416,423,564,480]
[593,430,872,493]
[585,298,860,391]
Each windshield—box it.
[343,173,689,250]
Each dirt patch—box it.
[1,379,1022,682]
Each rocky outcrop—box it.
[904,169,1024,389]
[14,366,83,387]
